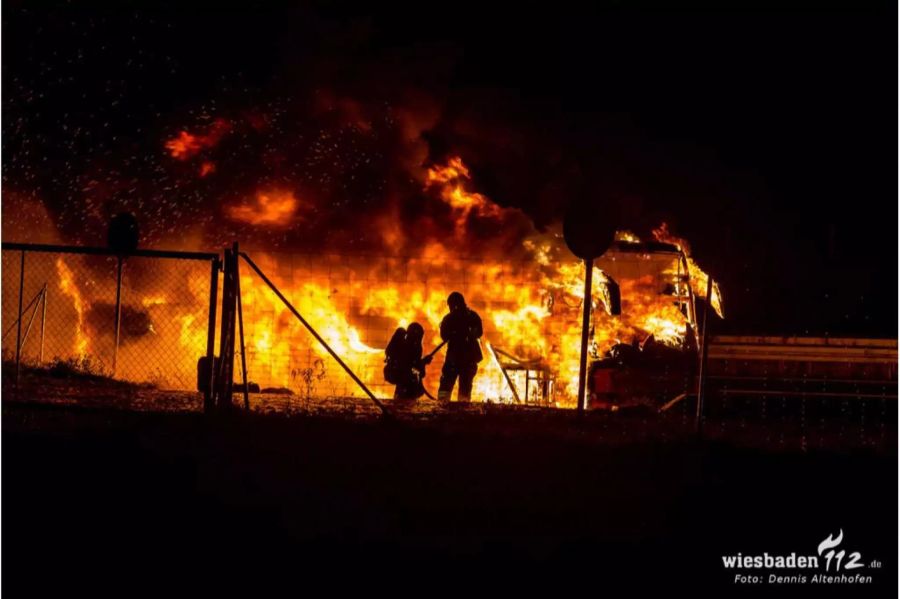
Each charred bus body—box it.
[588,239,710,410]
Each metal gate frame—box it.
[1,242,221,407]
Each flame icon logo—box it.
[817,529,864,571]
[818,529,844,555]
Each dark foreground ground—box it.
[3,399,897,596]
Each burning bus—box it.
[586,234,722,409]
[485,225,723,410]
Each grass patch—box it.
[3,357,156,389]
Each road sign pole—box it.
[576,257,593,416]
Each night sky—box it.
[2,0,897,337]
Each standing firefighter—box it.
[438,291,483,402]
[384,323,432,400]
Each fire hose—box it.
[419,340,447,401]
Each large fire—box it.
[211,157,718,405]
[11,154,720,407]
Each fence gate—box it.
[1,243,220,405]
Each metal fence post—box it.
[39,285,47,364]
[113,255,123,376]
[235,246,250,411]
[696,276,714,436]
[215,248,237,410]
[204,257,220,413]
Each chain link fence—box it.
[2,245,218,391]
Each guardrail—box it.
[708,336,898,364]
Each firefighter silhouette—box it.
[384,322,432,400]
[437,291,483,402]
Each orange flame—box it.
[225,190,300,227]
[55,258,89,357]
[164,119,231,160]
[425,157,502,235]
[199,161,216,177]
[652,222,723,317]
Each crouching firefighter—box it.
[383,323,433,400]
[438,291,483,402]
